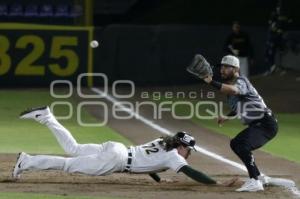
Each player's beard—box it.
[221,72,235,82]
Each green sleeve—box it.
[149,173,161,182]
[178,165,217,184]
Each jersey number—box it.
[142,143,159,155]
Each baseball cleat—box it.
[236,178,264,192]
[20,106,50,120]
[258,174,271,185]
[12,152,26,179]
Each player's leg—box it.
[230,118,277,191]
[231,113,277,178]
[43,112,104,156]
[13,146,127,179]
[230,127,265,179]
[12,152,67,179]
[249,114,278,184]
[62,142,128,175]
[20,106,103,156]
[230,127,264,192]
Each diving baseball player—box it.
[187,54,278,192]
[13,106,219,185]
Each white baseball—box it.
[90,40,99,48]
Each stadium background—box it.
[0,0,299,199]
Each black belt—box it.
[249,111,276,126]
[263,111,276,120]
[265,111,273,117]
[124,150,132,172]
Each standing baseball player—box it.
[201,55,278,192]
[13,106,220,185]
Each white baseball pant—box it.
[20,114,128,176]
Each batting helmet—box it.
[174,131,196,150]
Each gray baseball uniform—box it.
[227,76,270,124]
[227,76,278,180]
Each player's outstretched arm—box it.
[203,76,239,95]
[178,165,217,184]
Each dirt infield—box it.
[1,76,300,199]
[0,154,295,199]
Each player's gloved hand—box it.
[186,54,214,80]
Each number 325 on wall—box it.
[0,35,79,77]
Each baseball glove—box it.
[186,54,213,79]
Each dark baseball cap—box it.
[175,131,196,151]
